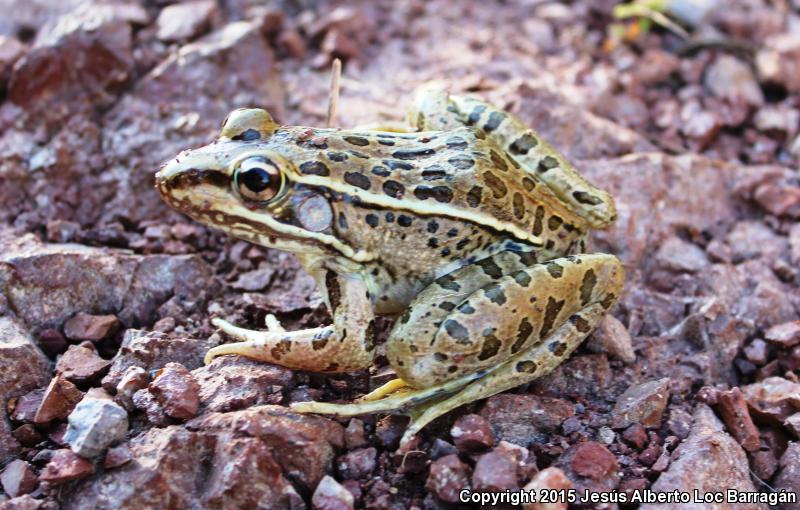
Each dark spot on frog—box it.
[476,258,503,279]
[511,318,533,353]
[328,152,348,162]
[546,262,563,278]
[467,186,483,208]
[349,150,369,159]
[516,360,537,373]
[300,161,330,176]
[393,148,435,160]
[397,215,413,227]
[325,271,342,311]
[569,314,592,333]
[439,301,456,311]
[580,268,597,306]
[444,319,470,344]
[414,185,453,203]
[422,165,448,181]
[456,238,469,250]
[441,247,451,257]
[548,215,563,231]
[483,111,506,132]
[385,212,395,222]
[338,213,348,229]
[484,284,507,305]
[545,240,555,250]
[513,192,525,220]
[483,172,508,198]
[522,177,536,191]
[344,135,370,146]
[365,320,377,351]
[427,220,439,233]
[478,334,501,360]
[540,296,565,338]
[490,150,509,172]
[427,238,438,248]
[533,206,545,236]
[384,160,414,171]
[601,293,617,309]
[232,128,260,141]
[446,136,468,150]
[371,166,390,177]
[466,105,486,125]
[538,156,559,172]
[513,270,532,287]
[382,180,405,199]
[509,133,538,155]
[436,274,460,291]
[366,213,379,227]
[446,228,458,238]
[448,155,474,170]
[458,302,475,314]
[312,336,329,350]
[378,139,395,146]
[344,172,371,190]
[548,341,567,356]
[434,352,448,361]
[573,190,604,205]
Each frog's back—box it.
[280,125,589,252]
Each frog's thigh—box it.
[391,253,624,389]
[401,302,610,444]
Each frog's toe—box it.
[357,378,411,402]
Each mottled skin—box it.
[155,85,624,444]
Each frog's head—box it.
[155,108,343,257]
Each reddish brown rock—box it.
[155,0,218,42]
[765,321,800,348]
[9,389,44,423]
[103,443,132,469]
[560,441,619,483]
[188,405,344,491]
[374,415,408,451]
[472,447,520,492]
[426,454,471,504]
[479,394,575,447]
[192,356,292,413]
[586,314,636,363]
[102,330,218,392]
[756,33,800,93]
[622,423,648,449]
[0,35,25,87]
[641,405,763,509]
[344,418,368,450]
[522,467,573,510]
[36,329,67,358]
[773,442,800,510]
[704,54,764,107]
[55,345,111,386]
[148,363,200,420]
[611,378,671,429]
[654,236,710,273]
[0,317,51,462]
[742,377,800,424]
[336,447,376,480]
[312,475,355,510]
[0,460,37,497]
[63,313,120,342]
[451,414,494,453]
[114,366,149,411]
[33,375,83,424]
[40,449,94,485]
[716,387,760,451]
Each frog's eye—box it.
[234,156,283,203]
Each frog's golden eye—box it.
[234,156,283,203]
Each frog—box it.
[155,83,624,445]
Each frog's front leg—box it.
[206,271,375,372]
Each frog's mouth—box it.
[155,156,373,262]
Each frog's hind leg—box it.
[401,302,608,444]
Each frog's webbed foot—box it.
[357,378,411,402]
[205,317,284,365]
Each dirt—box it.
[0,0,799,509]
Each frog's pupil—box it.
[240,167,271,192]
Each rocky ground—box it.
[0,0,799,508]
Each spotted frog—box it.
[155,85,624,445]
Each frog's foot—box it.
[357,378,411,402]
[205,317,280,364]
[290,370,484,416]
